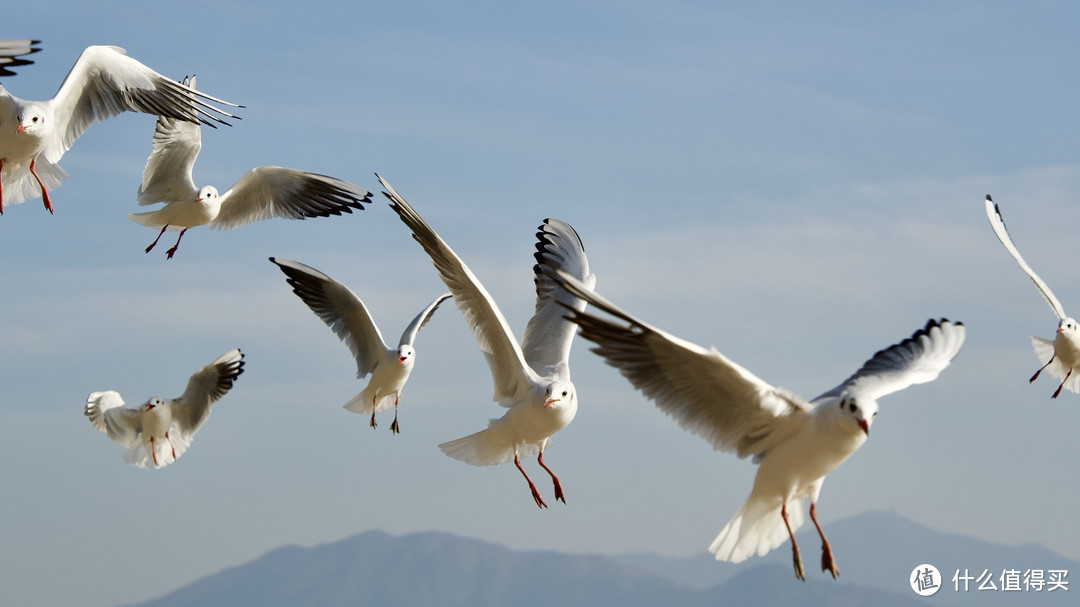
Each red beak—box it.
[16,124,27,134]
[543,397,557,408]
[858,419,869,435]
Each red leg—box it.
[369,395,377,429]
[28,159,53,214]
[537,451,565,503]
[1031,355,1055,383]
[810,502,839,578]
[145,226,169,253]
[781,503,805,581]
[165,431,177,461]
[1053,369,1072,399]
[515,453,547,508]
[150,437,159,467]
[165,228,188,259]
[389,394,401,434]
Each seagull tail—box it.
[121,432,191,469]
[1030,336,1080,393]
[438,420,516,466]
[0,158,66,207]
[342,389,397,416]
[709,496,804,563]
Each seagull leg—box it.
[810,502,839,578]
[28,159,53,214]
[1030,355,1055,382]
[150,436,160,467]
[165,229,188,259]
[782,503,805,581]
[1053,369,1072,399]
[145,226,169,253]
[369,395,378,429]
[165,431,177,462]
[515,453,547,509]
[536,451,565,503]
[389,395,400,434]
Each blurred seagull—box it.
[129,76,369,259]
[381,174,595,508]
[550,269,964,579]
[270,256,451,433]
[0,45,240,214]
[84,349,245,469]
[984,195,1080,398]
[0,39,40,77]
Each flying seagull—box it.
[550,268,964,579]
[84,348,245,469]
[0,39,40,77]
[0,45,241,214]
[381,174,595,508]
[984,195,1080,397]
[129,76,368,258]
[270,256,451,433]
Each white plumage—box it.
[128,76,369,259]
[270,256,451,433]
[0,45,240,213]
[551,269,965,579]
[0,39,40,77]
[984,195,1080,397]
[84,349,245,468]
[381,174,595,508]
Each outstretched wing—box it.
[813,318,966,403]
[380,173,540,407]
[136,75,201,206]
[210,168,369,230]
[170,349,245,437]
[0,39,40,77]
[45,45,240,162]
[521,218,595,379]
[84,390,140,447]
[270,257,389,378]
[984,195,1067,320]
[552,269,809,459]
[399,292,453,347]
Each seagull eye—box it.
[562,391,568,397]
[848,402,856,413]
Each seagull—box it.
[550,269,964,579]
[0,39,40,77]
[270,256,451,433]
[984,195,1080,398]
[380,174,595,508]
[128,76,369,259]
[0,45,241,214]
[84,348,245,469]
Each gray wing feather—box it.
[210,169,369,230]
[171,349,245,437]
[984,195,1067,320]
[399,293,453,347]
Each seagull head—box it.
[15,105,46,136]
[543,381,574,408]
[141,397,165,412]
[838,395,877,435]
[1057,317,1078,335]
[397,345,415,365]
[195,186,220,204]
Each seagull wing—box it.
[270,257,390,378]
[813,318,966,403]
[380,174,541,406]
[85,390,140,447]
[209,168,369,230]
[170,349,245,437]
[984,195,1067,320]
[399,292,453,347]
[136,76,201,206]
[44,45,240,163]
[0,39,40,77]
[521,218,595,379]
[552,269,809,459]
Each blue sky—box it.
[4,1,1080,605]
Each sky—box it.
[3,1,1080,605]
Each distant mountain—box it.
[126,511,1075,607]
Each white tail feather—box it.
[122,432,192,469]
[709,497,804,562]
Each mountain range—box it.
[126,511,1076,607]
